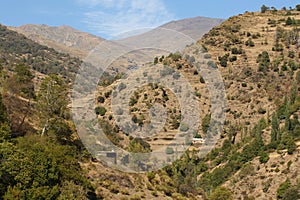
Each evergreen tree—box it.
[271,112,280,142]
[7,64,35,99]
[0,93,8,124]
[261,5,269,13]
[0,93,11,142]
[37,75,69,140]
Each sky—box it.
[1,0,299,39]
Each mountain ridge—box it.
[9,24,105,59]
[9,16,224,59]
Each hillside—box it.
[10,17,223,62]
[198,11,300,199]
[160,16,224,40]
[86,7,300,199]
[9,24,105,59]
[0,24,81,78]
[0,24,82,136]
[1,6,300,200]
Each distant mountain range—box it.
[10,16,224,59]
[159,16,224,40]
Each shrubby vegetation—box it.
[0,24,80,80]
[0,26,99,199]
[257,51,270,72]
[1,5,300,199]
[163,88,300,197]
[218,53,229,67]
[0,91,96,199]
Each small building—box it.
[192,138,205,144]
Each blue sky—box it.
[1,0,299,39]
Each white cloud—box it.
[77,0,174,39]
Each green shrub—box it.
[277,180,291,199]
[202,114,211,134]
[288,51,295,58]
[209,187,233,200]
[97,96,105,103]
[154,57,158,64]
[261,5,269,13]
[231,47,242,54]
[180,123,189,132]
[208,61,217,68]
[259,152,270,163]
[282,186,300,200]
[286,17,296,26]
[258,107,267,114]
[272,42,284,51]
[245,39,255,47]
[229,56,237,62]
[168,52,182,62]
[118,83,126,91]
[257,51,270,72]
[200,76,205,83]
[129,97,138,106]
[166,147,174,154]
[204,54,212,59]
[218,53,229,67]
[95,106,107,116]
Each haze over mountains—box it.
[10,16,224,59]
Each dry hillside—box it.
[1,7,300,200]
[87,8,300,199]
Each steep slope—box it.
[160,16,224,40]
[0,24,81,135]
[198,9,300,140]
[10,16,223,61]
[88,8,300,199]
[190,8,300,199]
[0,24,81,78]
[2,7,300,200]
[9,24,105,59]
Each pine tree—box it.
[261,5,269,13]
[271,113,280,142]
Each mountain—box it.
[10,17,223,60]
[194,9,300,199]
[9,24,105,59]
[0,24,82,135]
[160,16,224,40]
[1,6,300,200]
[85,8,300,199]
